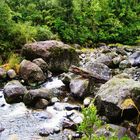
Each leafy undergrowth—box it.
[1,53,21,73]
[77,101,132,140]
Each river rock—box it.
[70,77,89,98]
[7,69,16,79]
[19,59,46,84]
[84,61,112,81]
[119,60,131,70]
[112,55,123,66]
[22,40,79,72]
[63,129,82,139]
[95,54,113,67]
[3,80,27,103]
[59,72,75,86]
[95,124,137,140]
[129,51,140,66]
[23,88,53,106]
[32,58,48,72]
[124,67,140,81]
[95,74,140,122]
[0,67,6,79]
[35,98,49,109]
[83,97,91,107]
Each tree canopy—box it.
[0,0,140,52]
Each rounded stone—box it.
[7,69,16,79]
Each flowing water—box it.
[0,78,82,140]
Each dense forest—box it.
[0,0,140,54]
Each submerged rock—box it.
[95,74,140,122]
[19,59,46,84]
[22,40,79,72]
[3,80,27,103]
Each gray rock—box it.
[32,58,48,72]
[35,98,49,109]
[119,60,131,70]
[0,67,6,79]
[51,97,60,104]
[129,51,140,66]
[63,129,81,139]
[95,124,137,140]
[95,54,113,67]
[23,88,53,106]
[95,75,140,122]
[22,40,80,72]
[39,128,50,136]
[3,80,27,103]
[85,61,112,81]
[112,55,123,66]
[7,69,16,79]
[59,72,75,86]
[124,67,140,81]
[70,77,89,98]
[83,97,91,107]
[19,59,46,84]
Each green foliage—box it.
[0,0,140,54]
[9,22,37,47]
[78,104,101,139]
[4,53,21,72]
[78,103,131,140]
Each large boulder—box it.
[95,74,140,122]
[19,60,46,84]
[3,80,27,103]
[22,40,79,72]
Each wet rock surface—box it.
[3,80,27,103]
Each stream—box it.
[0,78,83,140]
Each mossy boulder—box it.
[95,74,140,122]
[22,40,79,72]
